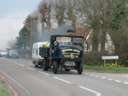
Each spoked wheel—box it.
[77,64,83,75]
[53,61,58,74]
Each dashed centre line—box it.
[53,76,102,96]
[95,75,100,78]
[123,82,128,85]
[87,74,128,85]
[53,76,71,84]
[38,71,50,76]
[79,85,101,96]
[108,78,113,81]
[115,80,121,83]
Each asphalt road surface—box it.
[0,58,128,96]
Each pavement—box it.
[0,57,128,96]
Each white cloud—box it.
[0,11,29,50]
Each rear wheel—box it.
[53,61,58,74]
[43,59,49,71]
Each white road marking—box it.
[123,82,128,85]
[95,75,100,78]
[108,78,113,81]
[87,74,127,85]
[115,80,121,83]
[79,85,101,96]
[39,71,50,76]
[53,76,71,84]
[0,71,31,96]
[101,76,106,79]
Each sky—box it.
[0,0,41,50]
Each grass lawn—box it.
[0,80,12,96]
[85,64,128,73]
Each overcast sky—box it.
[0,0,41,50]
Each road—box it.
[0,58,128,96]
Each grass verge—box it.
[0,80,12,96]
[85,64,128,73]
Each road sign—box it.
[101,56,119,65]
[101,56,119,60]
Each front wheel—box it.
[77,64,83,74]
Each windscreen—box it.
[56,36,84,50]
[56,37,72,46]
